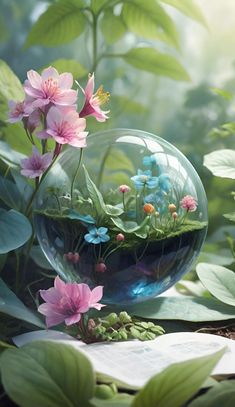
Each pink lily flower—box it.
[7,100,29,123]
[37,106,88,148]
[38,276,105,328]
[20,146,53,178]
[79,73,110,122]
[24,66,78,110]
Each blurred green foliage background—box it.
[1,0,235,241]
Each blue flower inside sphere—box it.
[34,129,207,305]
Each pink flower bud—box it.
[172,212,178,220]
[116,233,125,241]
[72,253,80,263]
[88,318,96,331]
[119,184,130,193]
[95,262,107,273]
[66,252,74,261]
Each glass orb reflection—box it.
[34,129,207,305]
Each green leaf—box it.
[25,0,87,48]
[203,149,235,179]
[83,165,106,218]
[176,280,208,297]
[160,0,207,27]
[196,263,235,307]
[0,341,14,355]
[111,95,147,115]
[122,48,190,81]
[0,175,21,209]
[132,349,225,407]
[188,380,235,407]
[224,212,235,222]
[10,169,34,206]
[111,216,149,234]
[198,245,234,266]
[0,141,26,167]
[105,204,124,216]
[105,147,135,174]
[0,278,45,327]
[91,393,133,407]
[0,341,95,407]
[0,59,24,101]
[41,58,87,79]
[122,0,179,47]
[91,0,109,14]
[129,296,235,321]
[101,10,127,44]
[0,209,32,254]
[211,87,233,101]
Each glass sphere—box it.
[34,129,207,305]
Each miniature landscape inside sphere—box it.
[34,129,208,305]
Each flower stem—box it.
[122,193,126,212]
[25,154,59,217]
[70,148,83,205]
[96,145,112,189]
[91,12,98,72]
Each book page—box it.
[13,330,235,388]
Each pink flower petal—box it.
[41,66,59,80]
[65,313,81,326]
[41,152,53,168]
[55,89,78,106]
[46,314,66,328]
[59,72,73,89]
[54,276,67,295]
[90,286,104,304]
[27,70,42,89]
[46,106,63,129]
[85,73,95,99]
[68,133,88,148]
[36,130,51,139]
[40,287,61,304]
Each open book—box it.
[13,330,235,388]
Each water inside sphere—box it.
[34,129,208,305]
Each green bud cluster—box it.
[88,312,165,342]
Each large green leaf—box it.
[122,48,190,81]
[41,58,87,79]
[160,0,207,27]
[0,278,45,328]
[129,296,235,321]
[0,141,26,167]
[91,394,133,407]
[83,165,106,217]
[25,0,87,47]
[122,0,179,47]
[111,96,147,116]
[0,175,21,209]
[91,0,109,14]
[203,149,235,179]
[0,209,32,254]
[0,341,95,407]
[196,263,235,307]
[0,59,24,101]
[132,349,225,407]
[224,212,235,222]
[188,380,235,407]
[10,169,34,206]
[101,10,127,44]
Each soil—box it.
[196,323,235,340]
